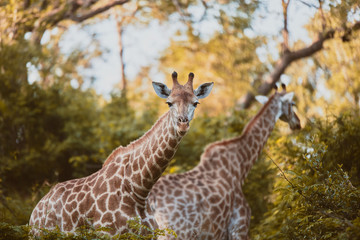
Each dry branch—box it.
[68,0,130,22]
[238,20,360,109]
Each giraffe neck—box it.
[103,111,184,207]
[198,94,280,183]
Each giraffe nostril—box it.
[178,116,188,123]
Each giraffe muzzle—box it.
[177,121,189,135]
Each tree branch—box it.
[68,0,130,22]
[282,0,291,53]
[238,20,360,109]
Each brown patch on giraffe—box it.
[240,207,246,215]
[218,185,225,196]
[82,184,90,192]
[38,201,44,211]
[125,164,132,177]
[253,141,259,151]
[209,194,221,204]
[73,185,82,193]
[247,135,253,147]
[108,194,119,211]
[46,211,57,226]
[133,186,148,198]
[169,137,177,148]
[152,164,162,178]
[115,212,127,227]
[62,212,73,231]
[154,153,167,167]
[164,148,174,159]
[86,204,96,219]
[65,201,77,213]
[144,148,151,159]
[79,193,94,214]
[97,194,108,212]
[219,168,228,180]
[152,141,158,153]
[107,177,121,193]
[87,177,97,187]
[119,165,125,176]
[254,134,261,142]
[138,156,145,167]
[133,160,140,172]
[189,213,196,222]
[77,192,85,202]
[142,177,152,189]
[68,193,76,202]
[66,183,75,189]
[122,178,132,192]
[122,195,135,206]
[121,203,135,216]
[32,209,38,220]
[131,172,142,184]
[262,129,267,137]
[93,209,102,223]
[101,212,113,223]
[244,147,251,160]
[106,163,118,178]
[61,190,71,204]
[93,177,108,197]
[174,189,182,197]
[72,211,79,223]
[50,186,65,202]
[173,211,180,219]
[160,141,167,150]
[55,201,63,215]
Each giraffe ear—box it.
[255,95,269,105]
[194,82,214,99]
[152,82,171,98]
[280,92,294,102]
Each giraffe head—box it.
[152,71,214,135]
[255,84,301,130]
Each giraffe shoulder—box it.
[102,145,127,166]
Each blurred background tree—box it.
[0,0,360,239]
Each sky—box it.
[53,1,317,97]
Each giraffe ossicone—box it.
[148,86,301,240]
[29,71,214,236]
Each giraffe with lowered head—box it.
[29,72,214,236]
[148,84,301,240]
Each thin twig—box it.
[265,151,295,189]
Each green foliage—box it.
[0,222,29,240]
[0,218,176,240]
[251,112,360,239]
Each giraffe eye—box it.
[193,102,199,108]
[166,102,173,107]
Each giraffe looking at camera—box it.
[148,84,301,240]
[29,72,214,236]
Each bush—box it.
[251,112,360,239]
[0,218,176,240]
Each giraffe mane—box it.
[201,93,277,158]
[102,111,170,167]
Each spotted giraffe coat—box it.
[149,92,300,240]
[29,112,184,236]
